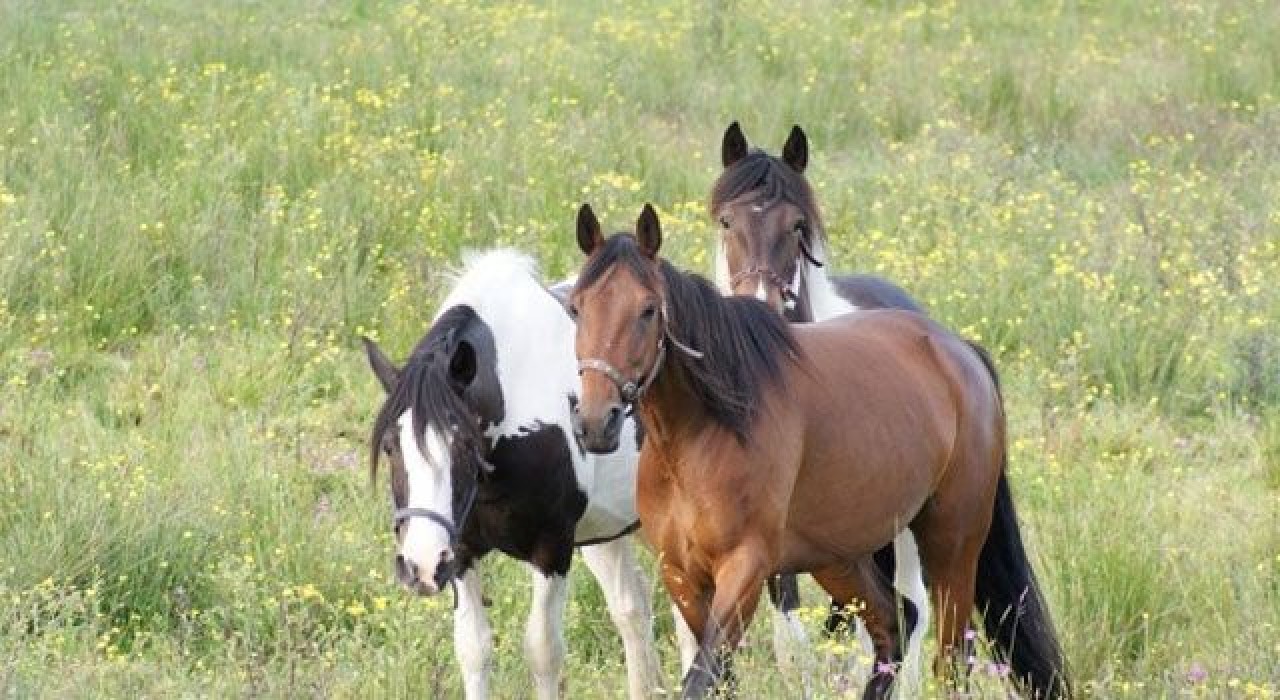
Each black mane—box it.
[709,148,826,249]
[370,306,487,500]
[578,235,801,441]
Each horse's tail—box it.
[967,340,1072,699]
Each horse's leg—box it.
[913,511,985,693]
[891,530,930,697]
[681,544,769,700]
[525,564,570,699]
[810,561,902,700]
[454,567,493,699]
[672,602,700,676]
[766,574,814,698]
[581,537,662,699]
[766,574,809,667]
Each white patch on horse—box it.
[894,530,930,696]
[438,251,576,441]
[755,279,768,302]
[803,238,858,319]
[784,263,802,311]
[713,238,731,292]
[397,410,453,595]
[770,606,812,685]
[526,568,569,700]
[582,539,662,698]
[454,568,493,699]
[672,602,699,675]
[435,250,640,542]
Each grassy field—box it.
[2,0,1278,697]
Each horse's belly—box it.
[783,444,938,563]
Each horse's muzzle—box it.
[572,400,624,454]
[395,553,453,596]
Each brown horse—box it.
[568,203,1069,699]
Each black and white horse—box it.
[364,251,660,699]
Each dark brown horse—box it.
[711,122,1069,698]
[568,204,1069,699]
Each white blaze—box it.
[398,409,455,588]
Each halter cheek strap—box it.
[577,306,702,411]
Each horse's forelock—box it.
[709,150,826,249]
[369,313,487,488]
[576,234,659,295]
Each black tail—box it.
[968,340,1071,699]
[976,474,1070,698]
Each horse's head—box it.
[363,322,499,596]
[712,122,824,315]
[568,203,668,454]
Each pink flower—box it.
[1186,662,1207,684]
[875,661,898,677]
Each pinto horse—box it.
[364,251,660,699]
[568,204,1069,699]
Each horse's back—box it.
[830,273,925,313]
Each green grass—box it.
[2,0,1278,697]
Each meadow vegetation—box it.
[1,0,1277,697]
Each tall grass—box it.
[2,0,1278,697]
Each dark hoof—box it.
[681,663,717,700]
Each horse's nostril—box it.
[604,405,624,434]
[433,555,455,590]
[395,554,417,585]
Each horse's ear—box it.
[448,339,477,390]
[722,121,749,168]
[576,203,604,256]
[782,125,808,172]
[362,336,400,394]
[636,203,662,259]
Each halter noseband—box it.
[391,447,490,546]
[576,305,702,412]
[731,265,800,303]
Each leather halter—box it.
[391,447,490,544]
[577,305,703,412]
[728,231,825,304]
[730,265,799,302]
[390,448,491,607]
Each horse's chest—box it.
[639,468,755,571]
[459,424,586,574]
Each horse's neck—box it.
[638,366,712,472]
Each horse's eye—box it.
[639,305,658,322]
[567,303,579,320]
[793,220,807,234]
[719,216,730,229]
